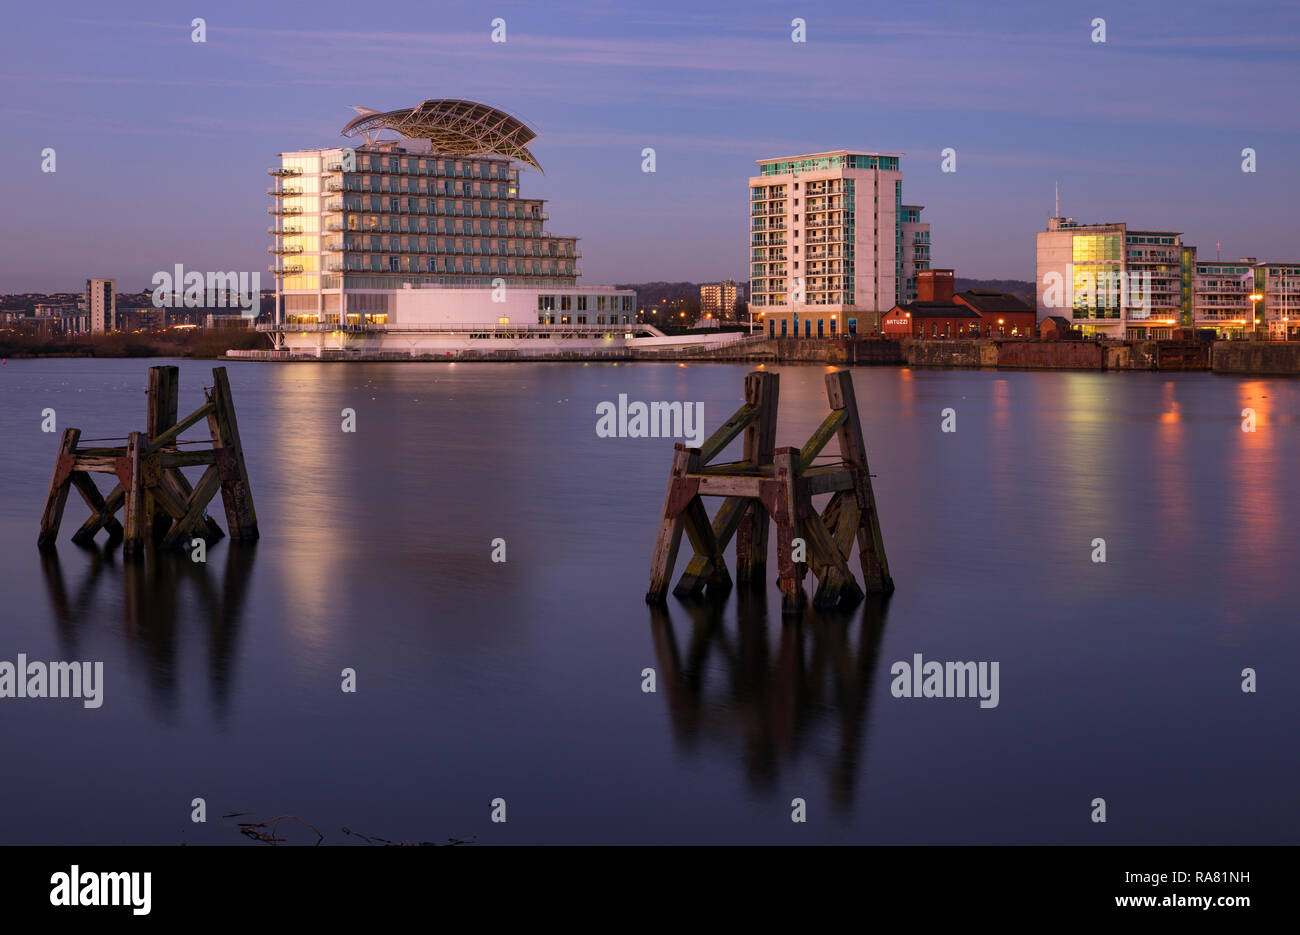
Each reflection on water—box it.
[5,360,1300,844]
[39,543,256,720]
[650,592,890,811]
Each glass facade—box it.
[1072,234,1123,319]
[759,153,899,176]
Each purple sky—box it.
[2,0,1298,292]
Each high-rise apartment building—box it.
[699,280,738,321]
[85,278,115,334]
[899,205,931,303]
[750,151,928,338]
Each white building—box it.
[750,151,928,337]
[255,99,736,358]
[85,278,115,334]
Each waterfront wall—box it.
[1211,341,1300,375]
[902,339,1213,372]
[226,336,1300,376]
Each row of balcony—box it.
[323,182,523,200]
[320,242,581,259]
[271,163,517,181]
[327,163,517,181]
[319,262,579,275]
[320,202,548,222]
[322,223,570,242]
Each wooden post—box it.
[147,366,179,541]
[38,428,81,549]
[121,432,148,558]
[824,370,893,593]
[646,445,693,604]
[735,371,778,586]
[206,367,259,541]
[771,447,806,615]
[149,365,223,544]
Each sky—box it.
[1,0,1297,293]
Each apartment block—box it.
[85,278,116,334]
[699,280,739,322]
[750,151,928,338]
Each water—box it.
[1,358,1296,844]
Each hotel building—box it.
[257,100,733,358]
[749,151,929,338]
[1036,218,1191,340]
[85,278,115,334]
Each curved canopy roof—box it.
[342,99,542,172]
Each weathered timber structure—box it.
[646,369,892,615]
[37,366,258,556]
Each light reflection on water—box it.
[0,358,1296,844]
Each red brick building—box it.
[953,289,1036,337]
[883,269,1036,338]
[1039,315,1079,340]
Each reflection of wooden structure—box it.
[37,366,258,556]
[40,542,256,719]
[646,369,892,614]
[649,594,890,808]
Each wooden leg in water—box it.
[72,483,125,546]
[646,445,693,604]
[675,495,733,598]
[38,428,81,550]
[206,367,259,541]
[121,432,147,559]
[825,370,893,594]
[736,370,778,586]
[69,472,124,544]
[675,496,745,598]
[771,448,806,616]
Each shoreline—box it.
[8,336,1300,377]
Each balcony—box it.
[268,187,303,197]
[267,167,303,177]
[270,265,304,275]
[268,245,304,254]
[268,206,303,215]
[268,226,303,235]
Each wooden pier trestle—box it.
[37,366,259,556]
[646,369,892,615]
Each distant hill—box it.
[956,278,1035,306]
[618,279,1034,310]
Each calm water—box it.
[1,358,1297,844]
